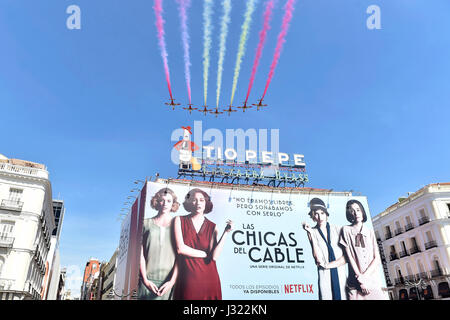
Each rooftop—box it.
[374,182,450,220]
[0,158,48,180]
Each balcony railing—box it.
[0,278,15,290]
[0,162,48,179]
[409,246,421,255]
[415,272,430,280]
[385,231,393,240]
[395,227,404,236]
[405,223,415,231]
[399,250,409,258]
[404,275,416,282]
[0,199,24,212]
[419,216,430,225]
[430,268,443,278]
[394,277,404,285]
[425,240,437,250]
[0,235,14,248]
[390,253,399,261]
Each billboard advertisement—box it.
[130,180,388,300]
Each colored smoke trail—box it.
[154,0,173,100]
[244,0,275,104]
[215,0,232,108]
[230,0,259,105]
[203,0,214,105]
[177,0,192,104]
[261,0,296,101]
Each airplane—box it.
[183,103,198,114]
[210,108,224,117]
[222,105,237,116]
[237,101,253,112]
[252,98,268,110]
[198,105,212,116]
[165,98,181,110]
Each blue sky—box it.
[1,0,449,297]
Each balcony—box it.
[430,268,443,278]
[395,227,404,236]
[0,162,48,179]
[409,246,421,255]
[399,249,409,258]
[419,216,430,225]
[385,231,393,240]
[390,253,399,261]
[0,199,23,212]
[394,277,404,285]
[425,240,437,250]
[404,275,416,282]
[0,278,15,290]
[415,272,430,280]
[405,223,415,231]
[0,235,14,248]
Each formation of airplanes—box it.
[164,98,268,116]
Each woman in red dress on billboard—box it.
[173,188,233,300]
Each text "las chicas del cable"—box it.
[231,224,304,264]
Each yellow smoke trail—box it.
[203,0,214,105]
[230,0,259,105]
[216,0,232,108]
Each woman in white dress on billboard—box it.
[338,199,386,300]
[302,198,347,300]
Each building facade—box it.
[0,155,56,300]
[42,200,66,300]
[373,183,450,300]
[80,258,101,300]
[99,248,118,300]
[56,267,66,300]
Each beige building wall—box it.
[0,156,55,300]
[373,183,450,300]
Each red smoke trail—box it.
[244,0,275,105]
[154,0,173,100]
[261,0,296,101]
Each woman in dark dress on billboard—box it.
[138,188,180,300]
[302,198,347,300]
[173,188,233,300]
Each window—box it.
[8,188,23,202]
[418,208,430,225]
[418,261,424,273]
[385,226,392,239]
[410,237,420,254]
[0,221,15,236]
[400,241,408,257]
[419,208,426,218]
